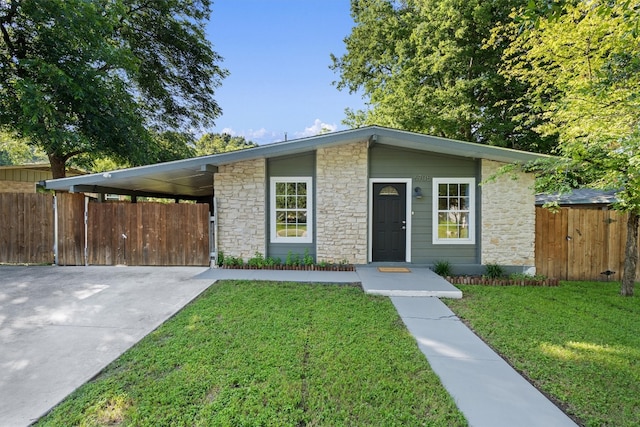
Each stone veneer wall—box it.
[316,141,369,264]
[214,158,266,260]
[480,159,536,267]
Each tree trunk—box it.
[48,154,67,179]
[621,211,638,296]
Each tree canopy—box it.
[194,133,257,156]
[331,0,557,153]
[0,0,227,178]
[498,0,640,295]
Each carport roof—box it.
[43,126,549,199]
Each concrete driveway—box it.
[0,266,213,427]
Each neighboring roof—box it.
[43,125,550,199]
[536,188,619,206]
[0,163,85,176]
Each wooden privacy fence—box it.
[536,207,640,281]
[0,192,210,266]
[0,193,54,264]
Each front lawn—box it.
[444,281,639,427]
[37,281,466,426]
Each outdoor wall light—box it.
[413,187,423,199]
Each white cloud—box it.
[295,119,337,139]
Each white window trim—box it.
[270,176,313,243]
[432,177,476,245]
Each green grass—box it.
[444,281,640,427]
[37,281,466,426]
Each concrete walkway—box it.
[202,266,578,427]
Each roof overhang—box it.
[43,126,550,198]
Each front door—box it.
[372,183,407,261]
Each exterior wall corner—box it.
[214,158,266,260]
[480,159,536,266]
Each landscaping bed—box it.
[218,250,355,271]
[445,276,559,286]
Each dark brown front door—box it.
[372,183,406,262]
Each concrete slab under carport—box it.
[0,266,213,427]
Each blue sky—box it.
[206,1,366,145]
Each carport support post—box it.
[53,195,58,265]
[84,196,89,266]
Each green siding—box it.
[370,144,479,264]
[266,152,316,261]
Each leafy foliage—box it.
[194,133,257,156]
[0,0,227,177]
[0,131,47,165]
[497,0,640,295]
[331,0,557,153]
[432,259,452,277]
[484,263,505,279]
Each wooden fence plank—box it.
[85,201,210,266]
[0,193,54,264]
[57,193,85,266]
[536,207,640,281]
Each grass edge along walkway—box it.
[36,280,467,427]
[445,281,640,427]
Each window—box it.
[270,177,313,243]
[432,178,475,244]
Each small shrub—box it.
[303,249,314,266]
[247,252,265,268]
[484,263,504,279]
[285,251,294,267]
[217,251,224,267]
[432,260,452,277]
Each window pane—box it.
[459,212,469,228]
[460,197,469,210]
[286,196,296,209]
[449,184,458,196]
[275,196,286,209]
[379,185,399,196]
[297,211,307,224]
[275,182,286,195]
[438,184,447,196]
[286,182,296,195]
[438,198,448,210]
[298,196,307,209]
[448,198,460,210]
[297,182,307,195]
[460,184,469,196]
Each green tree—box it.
[0,131,47,165]
[194,133,257,156]
[0,0,227,178]
[331,0,556,153]
[499,0,640,296]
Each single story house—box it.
[43,126,547,273]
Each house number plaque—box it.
[413,175,431,182]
